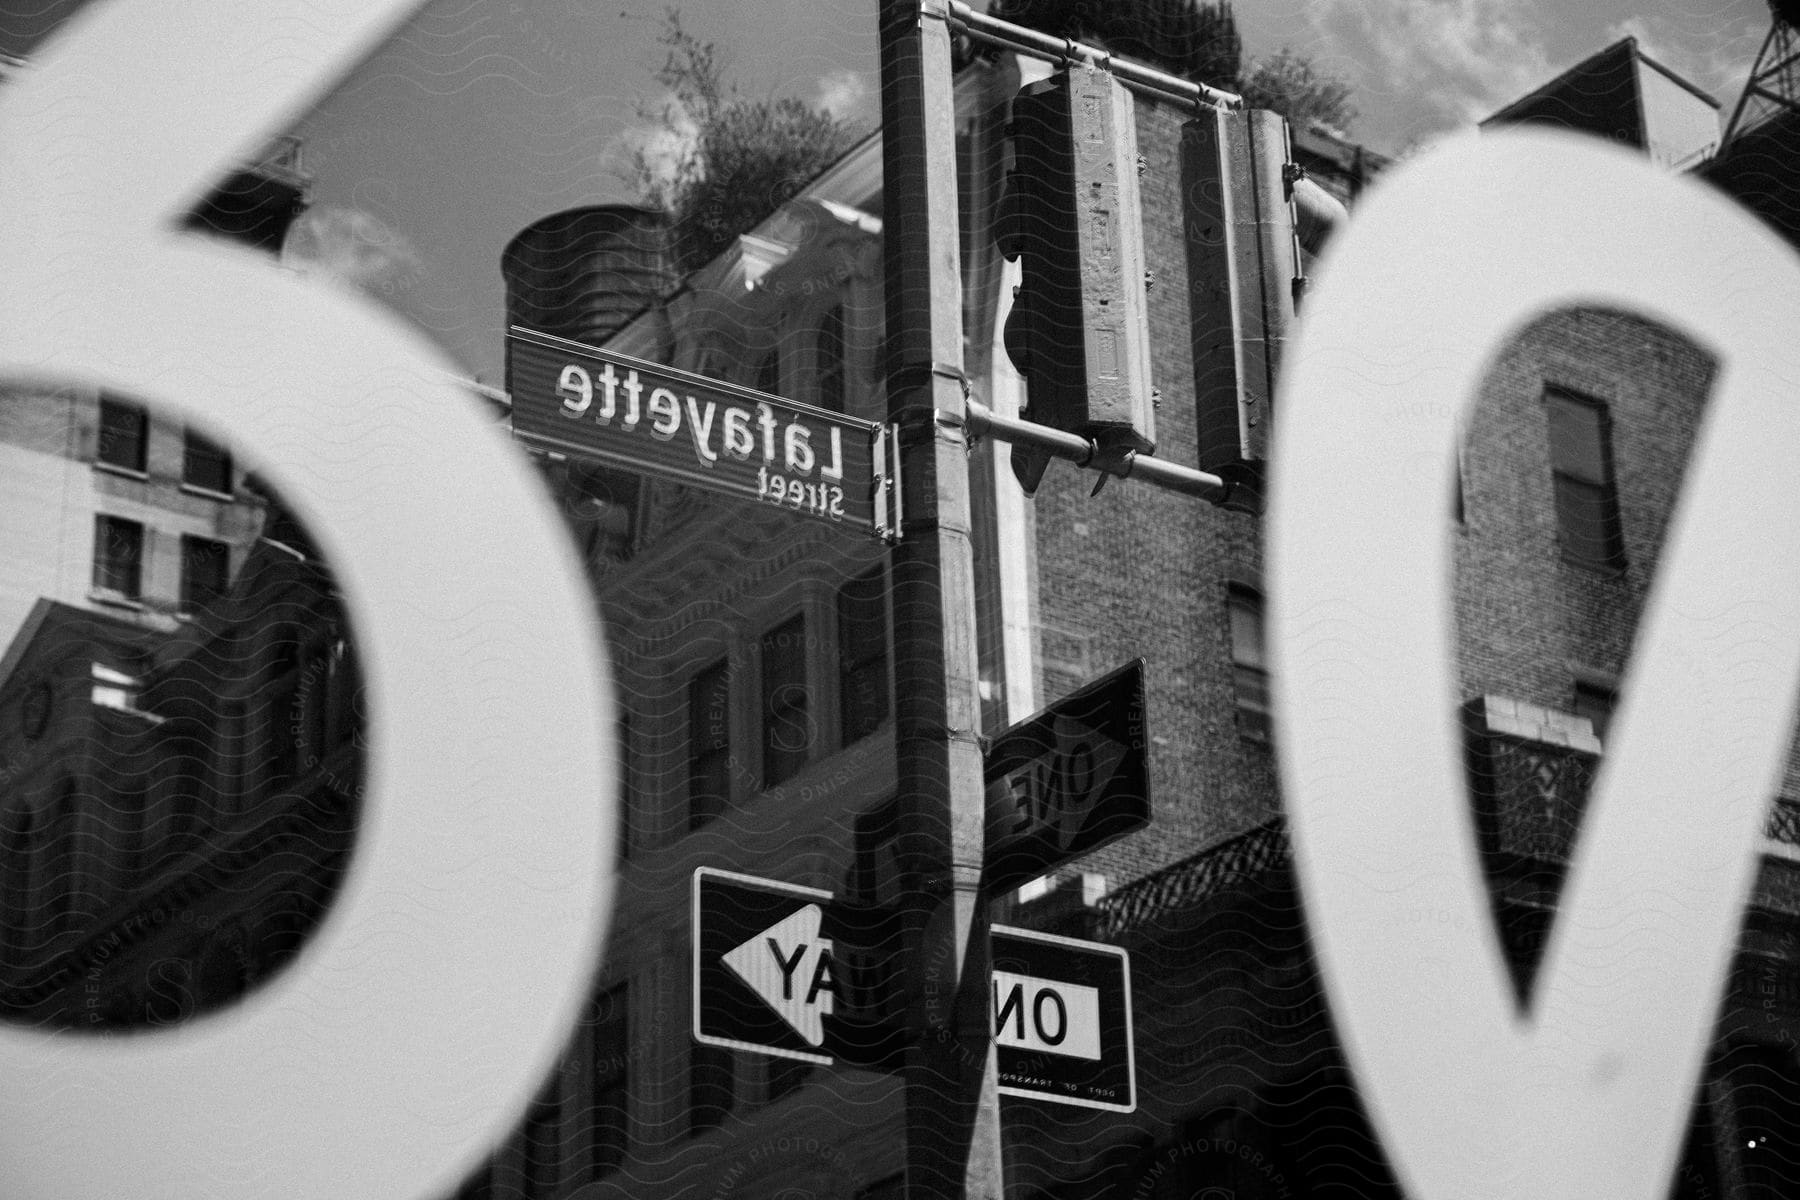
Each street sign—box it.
[695,871,1134,1108]
[985,659,1150,894]
[992,925,1135,1112]
[693,867,839,1065]
[508,327,899,541]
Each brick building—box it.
[451,28,1800,1200]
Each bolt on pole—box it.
[877,0,1007,1197]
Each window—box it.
[761,616,812,787]
[1546,388,1625,569]
[1228,585,1270,742]
[298,643,331,768]
[180,535,230,614]
[1572,679,1617,742]
[688,660,731,830]
[615,708,633,861]
[816,303,847,412]
[2,804,36,961]
[181,428,232,494]
[97,396,147,473]
[837,567,889,744]
[689,1043,734,1136]
[46,776,77,935]
[264,630,303,791]
[846,798,904,1022]
[521,1078,562,1195]
[91,661,142,710]
[590,984,629,1176]
[755,346,781,396]
[325,636,362,751]
[1768,796,1800,848]
[92,515,144,600]
[564,462,640,562]
[853,797,903,907]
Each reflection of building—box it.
[0,131,311,643]
[0,380,266,644]
[0,501,362,1026]
[460,32,1800,1200]
[0,132,368,1031]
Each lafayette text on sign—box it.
[508,327,897,540]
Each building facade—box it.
[0,137,370,1032]
[456,31,1800,1200]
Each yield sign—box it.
[693,868,839,1065]
[721,903,835,1046]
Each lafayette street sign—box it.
[508,327,899,541]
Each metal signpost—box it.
[991,926,1135,1113]
[508,327,900,541]
[984,659,1151,895]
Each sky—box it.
[0,0,1777,388]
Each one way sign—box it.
[693,868,840,1064]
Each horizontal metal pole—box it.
[944,0,1242,112]
[964,399,1233,503]
[1292,175,1349,257]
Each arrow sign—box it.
[721,904,836,1047]
[694,872,1134,1109]
[985,659,1150,894]
[693,868,839,1065]
[992,925,1135,1112]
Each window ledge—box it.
[92,462,149,482]
[1556,550,1628,578]
[178,482,235,501]
[1763,838,1800,866]
[87,589,144,611]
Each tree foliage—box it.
[985,2,1355,133]
[632,9,863,273]
[1237,47,1357,133]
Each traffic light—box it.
[997,63,1156,496]
[1182,106,1304,510]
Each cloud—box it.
[599,94,701,197]
[1603,14,1766,113]
[1307,0,1556,145]
[812,68,871,121]
[281,207,423,295]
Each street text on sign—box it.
[508,328,898,540]
[993,970,1102,1060]
[985,659,1150,895]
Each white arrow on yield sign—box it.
[723,903,837,1046]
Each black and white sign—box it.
[985,659,1150,895]
[693,867,840,1065]
[992,925,1135,1112]
[509,328,897,540]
